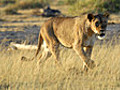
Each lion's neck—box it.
[86,27,94,37]
[83,19,94,37]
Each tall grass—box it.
[0,32,120,89]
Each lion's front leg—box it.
[73,45,96,70]
[83,46,93,58]
[83,46,93,71]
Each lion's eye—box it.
[104,21,107,24]
[95,22,99,27]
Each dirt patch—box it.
[0,25,40,47]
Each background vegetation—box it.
[68,0,120,15]
[1,0,120,15]
[0,0,120,89]
[0,0,49,14]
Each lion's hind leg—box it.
[38,41,52,63]
[49,43,60,61]
[44,38,61,63]
[41,27,61,65]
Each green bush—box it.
[64,0,77,5]
[15,0,44,9]
[103,0,120,12]
[3,0,48,15]
[3,4,18,15]
[0,0,16,5]
[69,0,120,15]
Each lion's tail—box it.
[21,33,43,61]
[31,32,43,60]
[35,33,43,57]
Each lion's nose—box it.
[101,24,106,28]
[100,30,105,33]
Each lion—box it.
[21,13,109,71]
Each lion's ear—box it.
[104,12,109,18]
[87,14,94,22]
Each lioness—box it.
[22,13,109,71]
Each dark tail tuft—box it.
[21,33,43,61]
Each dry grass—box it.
[0,34,120,90]
[0,3,120,90]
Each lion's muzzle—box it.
[96,30,106,40]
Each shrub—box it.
[103,0,120,13]
[15,0,45,9]
[3,0,48,15]
[0,0,15,5]
[3,4,18,15]
[64,0,77,5]
[69,0,120,15]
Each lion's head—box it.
[87,13,109,40]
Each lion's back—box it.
[40,16,83,47]
[52,17,77,47]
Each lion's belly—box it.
[57,38,73,47]
[55,32,75,48]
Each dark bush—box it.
[0,0,15,5]
[103,0,120,13]
[4,4,18,15]
[3,0,48,15]
[69,0,120,15]
[15,1,44,9]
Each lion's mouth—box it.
[97,33,106,40]
[99,33,105,37]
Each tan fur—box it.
[22,13,109,71]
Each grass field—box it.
[0,30,120,90]
[0,2,120,90]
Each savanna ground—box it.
[0,0,120,90]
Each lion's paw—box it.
[21,56,27,61]
[86,59,96,69]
